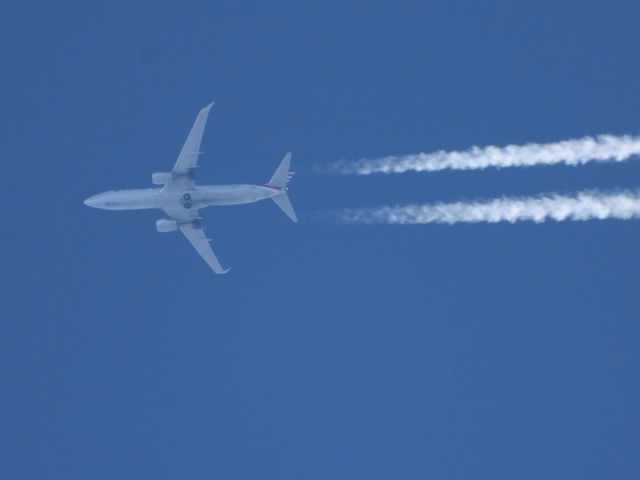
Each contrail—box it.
[333,191,640,225]
[325,135,640,175]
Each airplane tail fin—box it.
[268,153,297,222]
[268,152,294,190]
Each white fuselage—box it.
[84,184,281,211]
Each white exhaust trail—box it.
[327,135,640,175]
[335,191,640,225]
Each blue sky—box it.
[2,1,640,478]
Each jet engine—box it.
[156,218,178,232]
[152,172,173,185]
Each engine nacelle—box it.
[152,172,173,185]
[156,218,178,233]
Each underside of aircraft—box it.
[84,102,297,274]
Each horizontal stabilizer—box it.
[271,192,298,223]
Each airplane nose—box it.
[84,195,99,208]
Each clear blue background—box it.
[2,1,640,478]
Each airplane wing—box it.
[179,222,229,274]
[168,101,215,189]
[163,204,229,274]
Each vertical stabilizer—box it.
[269,152,294,189]
[268,152,297,222]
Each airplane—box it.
[84,102,297,274]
